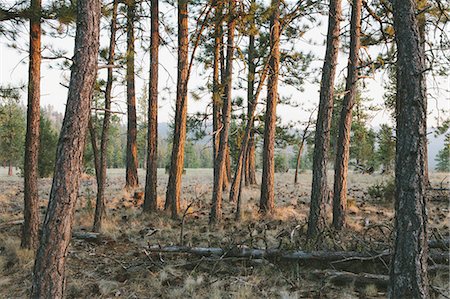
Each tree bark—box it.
[244,1,256,188]
[93,0,118,231]
[144,0,159,212]
[389,0,429,297]
[21,0,41,250]
[212,1,223,163]
[165,0,189,219]
[307,0,342,239]
[8,160,12,176]
[125,0,139,189]
[210,0,236,224]
[30,1,100,297]
[294,145,303,184]
[418,0,430,189]
[332,0,361,230]
[88,117,100,176]
[260,0,280,214]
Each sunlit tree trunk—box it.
[259,0,280,214]
[30,1,100,296]
[307,0,342,238]
[125,0,139,189]
[144,0,159,212]
[332,0,361,230]
[210,0,236,224]
[22,0,41,249]
[389,0,429,297]
[93,0,118,231]
[165,0,189,219]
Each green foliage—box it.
[274,151,289,173]
[435,134,450,172]
[38,115,58,177]
[376,124,396,173]
[367,178,395,202]
[0,98,26,168]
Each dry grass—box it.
[0,169,448,298]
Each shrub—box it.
[368,178,395,201]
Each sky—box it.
[0,0,449,165]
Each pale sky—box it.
[0,0,448,131]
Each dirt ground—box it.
[0,168,449,298]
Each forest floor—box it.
[0,168,449,298]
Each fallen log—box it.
[311,269,389,287]
[72,231,101,242]
[147,245,449,264]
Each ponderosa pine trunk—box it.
[30,1,100,296]
[418,0,430,189]
[144,0,159,212]
[93,0,118,231]
[307,0,342,239]
[332,0,361,230]
[212,1,223,163]
[294,144,303,184]
[229,4,258,203]
[88,117,100,176]
[21,0,41,249]
[244,0,257,188]
[125,0,139,189]
[247,138,257,183]
[389,0,429,297]
[210,0,236,224]
[259,0,280,214]
[165,0,189,219]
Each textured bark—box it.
[88,117,100,176]
[260,0,280,214]
[21,0,41,250]
[418,0,430,189]
[210,0,236,224]
[294,145,303,184]
[332,0,361,230]
[125,0,139,189]
[229,6,258,203]
[389,0,429,297]
[244,3,256,188]
[93,0,118,231]
[247,134,257,184]
[307,0,342,238]
[30,1,100,297]
[212,2,222,163]
[165,0,189,219]
[144,0,159,212]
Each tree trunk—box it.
[332,0,361,230]
[389,0,429,297]
[260,0,280,214]
[88,117,100,176]
[125,0,139,189]
[244,2,256,188]
[144,0,159,212]
[93,0,118,231]
[30,1,100,297]
[165,0,189,219]
[22,0,41,249]
[247,133,257,184]
[212,1,223,188]
[294,145,303,184]
[210,0,236,224]
[418,0,430,189]
[307,0,342,239]
[8,160,12,176]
